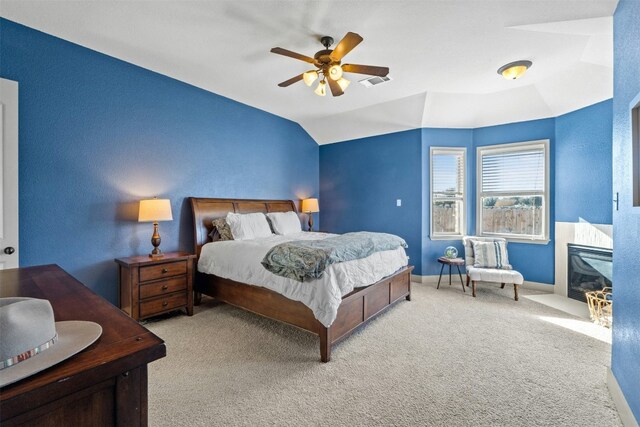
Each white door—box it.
[0,78,19,269]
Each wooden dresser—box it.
[115,252,195,321]
[0,264,166,426]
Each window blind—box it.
[481,147,545,193]
[432,151,464,198]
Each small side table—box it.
[437,257,466,292]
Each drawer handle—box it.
[162,301,168,307]
[161,268,169,273]
[162,285,168,291]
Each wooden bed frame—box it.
[190,197,413,362]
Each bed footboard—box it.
[320,265,413,362]
[195,266,413,362]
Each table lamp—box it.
[301,198,319,231]
[138,198,173,258]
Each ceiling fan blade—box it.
[330,32,363,62]
[277,74,304,87]
[270,47,316,64]
[327,78,344,97]
[342,64,389,77]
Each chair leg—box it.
[472,281,477,298]
[466,274,470,287]
[514,284,519,301]
[500,283,505,289]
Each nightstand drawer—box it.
[140,276,187,299]
[139,260,187,282]
[139,293,187,318]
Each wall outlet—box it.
[396,199,402,207]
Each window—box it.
[477,140,549,242]
[430,147,466,239]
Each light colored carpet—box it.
[145,282,621,426]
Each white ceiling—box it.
[1,0,618,145]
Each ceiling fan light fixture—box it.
[314,80,327,97]
[328,64,343,81]
[498,60,532,80]
[303,70,319,87]
[271,32,388,97]
[336,77,350,91]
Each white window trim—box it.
[430,146,466,240]
[476,139,550,244]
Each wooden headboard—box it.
[189,197,297,257]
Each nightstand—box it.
[115,251,196,321]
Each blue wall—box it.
[420,128,474,275]
[556,99,613,224]
[0,19,319,304]
[1,15,620,341]
[612,0,640,420]
[321,107,613,285]
[473,118,556,284]
[319,129,423,271]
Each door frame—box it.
[0,78,19,269]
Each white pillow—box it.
[266,211,302,236]
[225,212,273,240]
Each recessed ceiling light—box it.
[497,60,532,80]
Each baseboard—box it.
[411,275,446,284]
[521,281,554,293]
[608,369,639,427]
[411,275,553,293]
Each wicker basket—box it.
[585,287,612,328]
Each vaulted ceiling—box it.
[1,0,618,144]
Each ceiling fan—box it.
[270,32,390,97]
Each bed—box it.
[190,197,414,362]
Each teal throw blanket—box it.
[261,232,408,282]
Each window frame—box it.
[430,146,467,240]
[476,139,550,244]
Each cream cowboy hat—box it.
[0,297,102,388]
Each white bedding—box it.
[197,232,409,327]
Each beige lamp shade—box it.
[301,198,319,213]
[138,199,173,222]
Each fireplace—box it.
[567,244,612,302]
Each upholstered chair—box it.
[462,236,524,301]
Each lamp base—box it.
[307,213,314,232]
[149,222,164,259]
